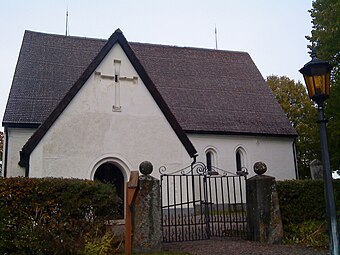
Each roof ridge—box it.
[24,30,248,55]
[25,30,107,43]
[130,41,248,54]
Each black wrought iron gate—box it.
[160,162,248,242]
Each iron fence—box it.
[160,162,247,242]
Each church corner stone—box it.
[246,174,283,244]
[133,174,163,253]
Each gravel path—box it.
[163,237,329,255]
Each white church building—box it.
[2,29,297,191]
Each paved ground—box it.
[163,237,329,255]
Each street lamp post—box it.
[299,51,339,255]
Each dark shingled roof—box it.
[3,30,297,138]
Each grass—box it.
[283,220,329,249]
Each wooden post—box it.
[125,171,139,255]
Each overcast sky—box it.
[0,0,313,131]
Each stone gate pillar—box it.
[133,161,162,253]
[246,162,283,244]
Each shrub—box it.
[283,220,328,248]
[277,179,340,247]
[83,231,123,255]
[0,177,122,254]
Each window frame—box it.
[235,146,247,173]
[205,147,218,172]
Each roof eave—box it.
[2,122,41,129]
[185,130,298,138]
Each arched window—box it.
[235,147,247,173]
[236,150,242,172]
[206,151,212,172]
[205,148,217,172]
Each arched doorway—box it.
[94,162,124,218]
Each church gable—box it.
[27,36,195,177]
[19,29,197,172]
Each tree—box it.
[0,131,3,161]
[326,78,340,170]
[267,75,319,178]
[306,0,340,170]
[306,0,340,64]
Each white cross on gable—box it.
[94,59,138,112]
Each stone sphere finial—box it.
[139,161,153,175]
[253,161,267,175]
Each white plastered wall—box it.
[29,43,192,180]
[4,128,36,177]
[189,134,296,180]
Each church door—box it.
[94,162,124,218]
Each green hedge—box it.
[0,177,121,255]
[277,179,340,224]
[277,179,340,247]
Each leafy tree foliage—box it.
[267,75,319,178]
[306,0,340,170]
[306,0,340,64]
[326,80,340,170]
